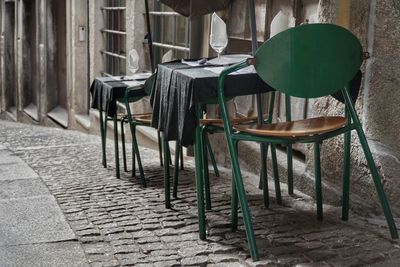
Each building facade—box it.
[1,0,399,216]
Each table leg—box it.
[113,114,120,179]
[99,101,107,168]
[161,132,171,209]
[195,105,206,240]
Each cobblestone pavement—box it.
[1,120,400,267]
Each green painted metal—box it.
[262,143,269,208]
[231,140,239,232]
[120,119,128,172]
[271,144,282,205]
[131,124,146,186]
[162,133,171,209]
[201,127,212,210]
[173,140,180,198]
[180,145,184,170]
[157,131,163,167]
[342,87,398,239]
[285,95,294,195]
[342,108,351,221]
[131,138,136,178]
[100,107,107,168]
[113,115,120,179]
[255,24,362,99]
[205,133,220,177]
[215,24,397,261]
[217,61,259,260]
[314,142,323,221]
[195,105,207,240]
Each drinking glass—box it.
[210,13,228,62]
[127,49,139,74]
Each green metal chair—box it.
[122,74,159,186]
[216,23,398,261]
[198,108,282,211]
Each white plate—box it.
[208,54,251,65]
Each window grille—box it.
[149,1,190,64]
[101,0,126,77]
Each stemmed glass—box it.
[210,13,228,63]
[127,49,139,75]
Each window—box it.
[149,1,190,64]
[101,0,127,76]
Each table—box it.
[150,59,274,239]
[151,60,273,146]
[90,75,149,178]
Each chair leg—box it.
[131,125,146,187]
[231,140,239,232]
[180,145,184,170]
[226,134,259,260]
[314,142,323,221]
[161,134,171,209]
[100,110,107,168]
[120,119,127,172]
[261,143,270,208]
[205,133,220,177]
[271,144,282,205]
[165,142,172,165]
[258,143,268,192]
[287,145,294,195]
[231,177,238,232]
[113,115,120,179]
[131,139,136,178]
[342,130,351,221]
[173,140,180,198]
[194,109,206,239]
[157,131,163,167]
[202,127,212,211]
[356,127,399,239]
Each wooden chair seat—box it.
[234,116,346,137]
[132,113,152,124]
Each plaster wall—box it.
[88,0,105,82]
[70,0,88,116]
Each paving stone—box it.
[181,255,209,266]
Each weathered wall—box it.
[310,0,400,215]
[209,0,400,217]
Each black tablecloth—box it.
[150,61,274,146]
[90,77,147,117]
[150,60,362,147]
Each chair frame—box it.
[215,24,398,261]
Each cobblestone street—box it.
[1,120,400,266]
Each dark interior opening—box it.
[47,0,68,127]
[4,1,16,115]
[22,0,39,121]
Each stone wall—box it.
[209,0,400,216]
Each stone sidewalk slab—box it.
[0,162,39,181]
[0,195,76,246]
[0,242,89,267]
[0,149,39,181]
[0,179,51,199]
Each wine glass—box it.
[210,13,228,62]
[127,49,139,75]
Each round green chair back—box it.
[254,23,362,98]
